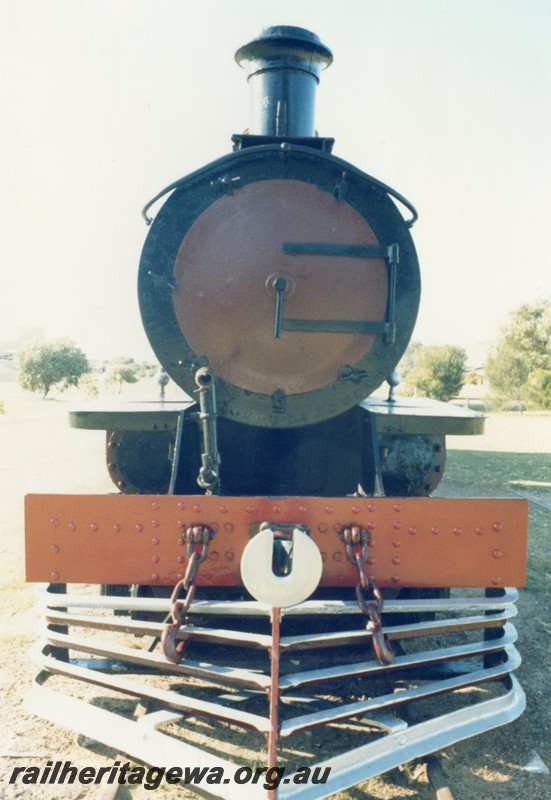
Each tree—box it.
[401,344,467,402]
[18,339,90,397]
[486,297,551,408]
[522,369,551,410]
[485,343,528,405]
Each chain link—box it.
[161,525,214,664]
[341,525,394,665]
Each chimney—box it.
[235,26,333,138]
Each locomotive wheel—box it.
[106,429,173,494]
[380,434,446,496]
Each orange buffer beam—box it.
[25,495,528,589]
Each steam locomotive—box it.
[25,26,528,798]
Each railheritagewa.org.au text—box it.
[9,760,332,791]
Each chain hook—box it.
[162,525,214,664]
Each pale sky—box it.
[2,0,550,363]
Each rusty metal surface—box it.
[105,429,174,493]
[26,494,528,588]
[380,434,446,496]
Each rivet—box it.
[51,545,59,554]
[151,501,160,510]
[50,518,59,527]
[367,521,376,530]
[318,523,328,533]
[475,527,484,535]
[135,524,143,532]
[177,555,185,564]
[224,522,234,533]
[320,551,327,561]
[431,527,439,535]
[408,527,417,535]
[193,504,202,513]
[246,505,255,514]
[151,555,159,563]
[272,505,281,514]
[393,503,402,513]
[351,505,360,514]
[391,575,401,584]
[219,505,228,514]
[176,572,184,580]
[392,556,401,565]
[90,523,98,532]
[210,522,219,533]
[152,537,160,546]
[367,504,376,512]
[332,552,342,561]
[366,557,375,566]
[333,523,342,532]
[113,524,121,532]
[177,502,186,510]
[177,520,185,529]
[68,522,76,531]
[177,537,185,546]
[393,521,401,529]
[210,551,219,561]
[50,571,59,581]
[151,519,159,528]
[492,576,501,585]
[325,506,334,514]
[225,551,235,561]
[493,522,503,532]
[299,506,308,514]
[453,527,462,535]
[392,539,401,548]
[151,573,160,581]
[368,538,375,548]
[493,549,503,559]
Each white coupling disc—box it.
[240,527,323,608]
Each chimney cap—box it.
[235,25,333,75]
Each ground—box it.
[0,378,550,799]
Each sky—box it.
[2,0,550,364]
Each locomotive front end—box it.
[25,26,528,800]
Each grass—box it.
[439,416,551,597]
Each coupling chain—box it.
[161,525,214,664]
[341,525,394,665]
